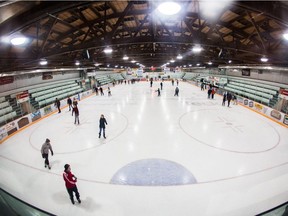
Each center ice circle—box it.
[179,109,280,153]
[110,159,197,186]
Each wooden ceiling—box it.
[1,1,288,72]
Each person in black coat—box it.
[99,114,108,138]
[67,97,72,111]
[55,98,61,113]
[227,92,232,107]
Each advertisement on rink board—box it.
[237,96,285,124]
[0,126,8,141]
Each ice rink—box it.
[0,81,288,216]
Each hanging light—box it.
[192,45,202,53]
[283,33,288,40]
[10,36,28,46]
[104,47,113,54]
[157,2,181,16]
[176,54,183,60]
[260,57,268,62]
[39,59,48,65]
[123,55,129,60]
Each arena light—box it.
[10,36,28,46]
[123,55,129,60]
[176,54,183,60]
[260,57,268,62]
[39,59,48,65]
[192,45,202,53]
[103,47,113,54]
[157,2,181,16]
[283,33,288,40]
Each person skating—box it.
[63,164,81,205]
[100,87,104,96]
[72,98,78,107]
[41,138,54,169]
[108,87,112,96]
[160,82,163,90]
[72,105,80,124]
[156,88,161,96]
[227,92,232,107]
[99,114,108,138]
[222,92,227,106]
[67,97,72,111]
[174,86,179,96]
[54,98,61,113]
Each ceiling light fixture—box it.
[123,55,129,60]
[176,54,183,60]
[10,36,28,46]
[260,57,268,62]
[170,59,175,63]
[283,33,288,40]
[104,47,113,54]
[39,59,48,65]
[192,46,202,53]
[157,2,181,16]
[131,60,136,63]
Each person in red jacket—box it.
[63,164,81,204]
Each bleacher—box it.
[182,73,197,80]
[29,80,83,109]
[109,73,124,82]
[0,97,17,125]
[95,75,112,86]
[224,79,280,105]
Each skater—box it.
[222,92,227,106]
[100,87,104,96]
[99,114,108,138]
[160,82,163,90]
[174,86,179,96]
[176,79,179,86]
[67,97,72,111]
[207,88,212,99]
[227,92,232,107]
[233,94,237,105]
[108,87,112,96]
[54,98,61,113]
[95,87,99,95]
[72,98,78,107]
[211,88,216,99]
[72,105,80,124]
[150,79,153,87]
[172,79,174,86]
[156,88,161,96]
[201,82,204,91]
[41,138,54,169]
[63,164,81,205]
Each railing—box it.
[0,188,54,216]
